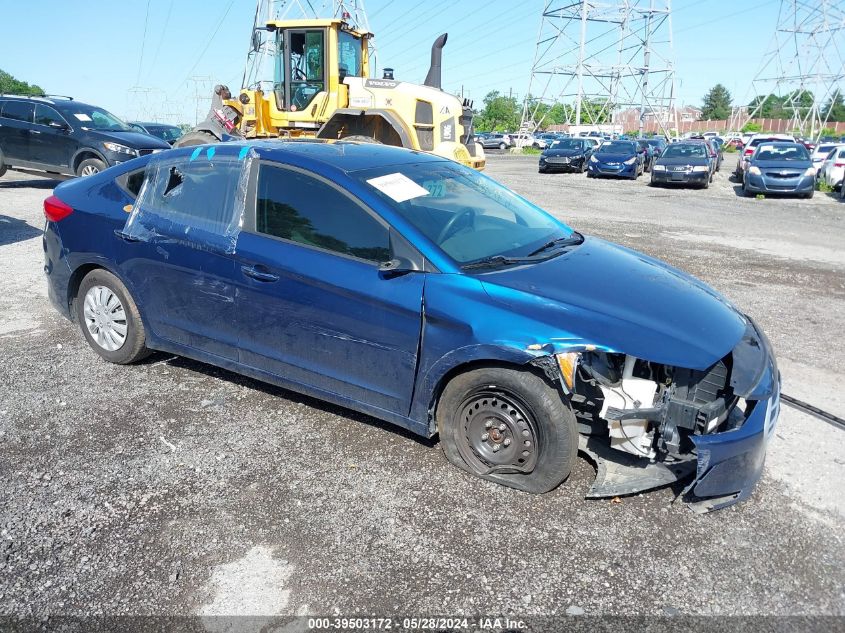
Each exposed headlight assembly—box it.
[556,352,580,390]
[103,142,137,156]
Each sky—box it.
[0,0,783,125]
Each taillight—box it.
[44,195,73,222]
[744,148,753,155]
[835,162,845,168]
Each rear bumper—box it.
[43,221,73,319]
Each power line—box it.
[135,0,152,86]
[148,0,175,81]
[174,0,237,91]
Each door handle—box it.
[114,229,147,243]
[241,265,279,282]
[30,129,41,134]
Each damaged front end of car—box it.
[535,316,781,512]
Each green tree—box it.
[475,91,521,131]
[701,84,732,120]
[823,91,845,122]
[0,69,44,96]
[749,94,785,118]
[741,121,762,133]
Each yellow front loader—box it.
[176,18,485,170]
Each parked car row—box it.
[0,94,180,179]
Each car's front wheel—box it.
[75,269,151,364]
[0,148,7,177]
[499,143,506,150]
[76,158,107,177]
[437,366,578,494]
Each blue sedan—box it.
[587,140,644,179]
[42,141,780,511]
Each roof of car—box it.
[164,140,447,174]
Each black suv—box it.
[0,95,170,178]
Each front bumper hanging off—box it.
[578,318,781,512]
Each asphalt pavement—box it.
[0,155,843,622]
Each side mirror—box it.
[379,257,417,278]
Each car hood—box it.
[84,129,171,149]
[752,159,812,170]
[656,156,710,167]
[594,153,635,162]
[479,236,746,369]
[543,149,585,157]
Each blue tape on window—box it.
[206,147,216,160]
[190,147,202,161]
[238,146,250,160]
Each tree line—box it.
[699,83,844,122]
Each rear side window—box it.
[34,104,65,127]
[1,101,34,122]
[123,152,253,254]
[256,164,390,263]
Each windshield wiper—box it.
[462,255,536,270]
[527,232,584,257]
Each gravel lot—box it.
[1,154,843,621]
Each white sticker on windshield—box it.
[366,172,430,203]
[73,113,92,121]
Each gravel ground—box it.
[0,155,843,621]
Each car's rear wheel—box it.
[437,366,578,494]
[0,148,7,177]
[75,269,151,364]
[499,143,506,150]
[76,158,106,178]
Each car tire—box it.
[499,143,506,150]
[173,130,220,147]
[742,182,753,197]
[0,148,7,178]
[436,366,578,494]
[75,269,151,365]
[538,167,546,174]
[76,158,107,178]
[804,190,814,199]
[702,177,709,189]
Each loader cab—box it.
[269,19,369,119]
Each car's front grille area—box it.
[765,170,802,179]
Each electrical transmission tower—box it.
[745,0,845,139]
[520,1,677,139]
[243,0,374,91]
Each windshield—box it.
[549,139,582,150]
[355,161,572,265]
[755,144,809,161]
[661,144,707,159]
[598,141,636,154]
[64,106,133,132]
[145,126,182,141]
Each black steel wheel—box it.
[437,366,578,493]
